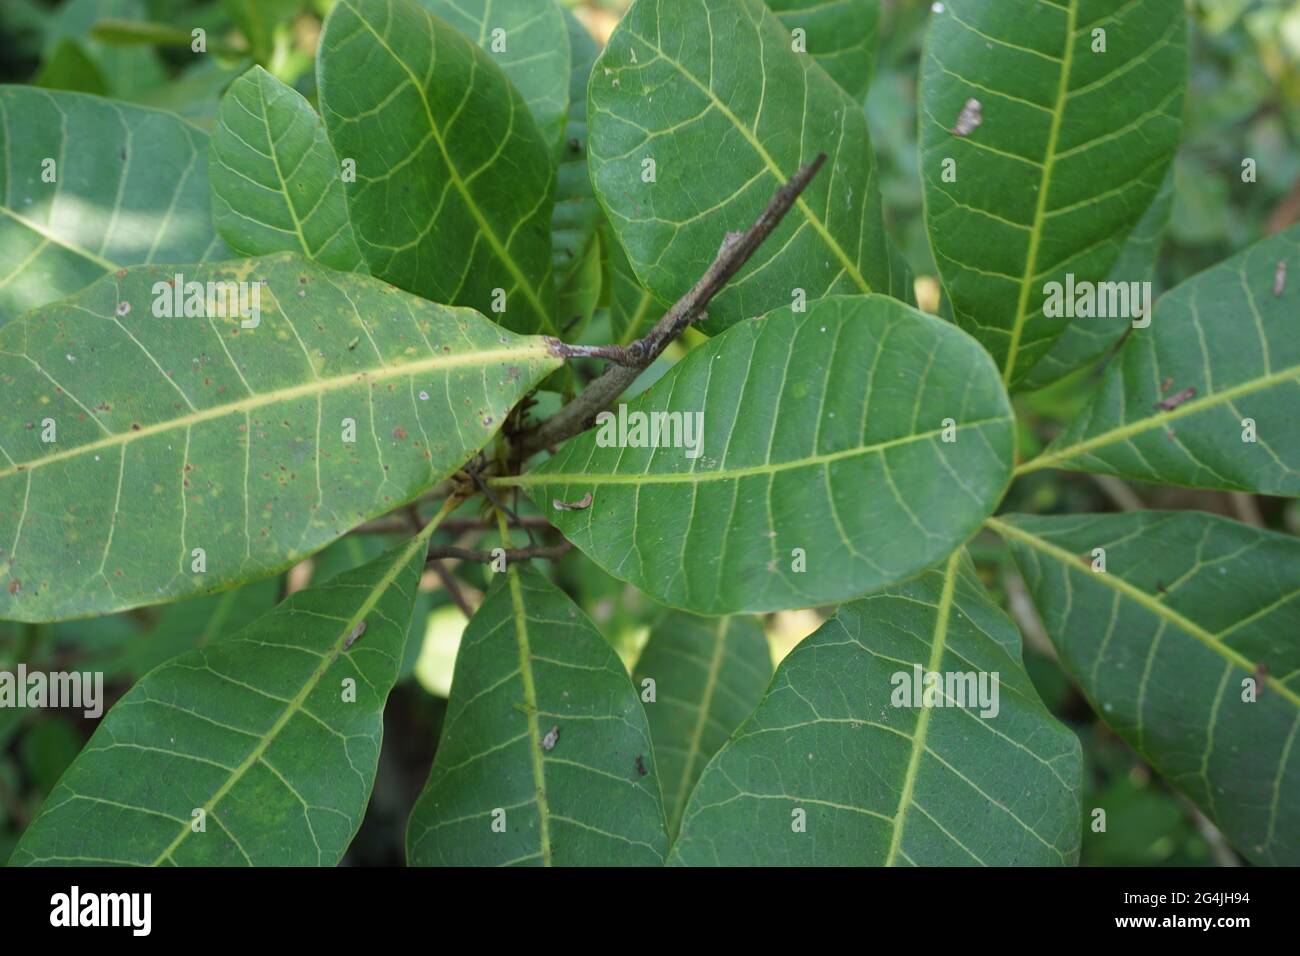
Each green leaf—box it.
[633,612,772,836]
[222,0,303,63]
[1022,168,1175,390]
[210,66,368,273]
[47,0,165,98]
[550,8,601,291]
[606,225,660,346]
[418,0,571,160]
[0,87,227,325]
[0,253,560,622]
[318,0,557,334]
[10,526,433,866]
[33,39,107,96]
[920,0,1187,386]
[503,295,1014,615]
[588,0,911,337]
[669,551,1083,865]
[766,0,879,101]
[1017,226,1300,494]
[991,511,1300,865]
[406,562,668,866]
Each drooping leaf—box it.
[633,612,772,836]
[765,0,879,101]
[588,0,912,337]
[406,562,668,866]
[992,511,1300,865]
[920,0,1187,386]
[670,551,1083,865]
[0,253,560,622]
[550,8,601,292]
[0,87,226,324]
[1022,168,1175,390]
[210,66,368,273]
[1017,226,1300,494]
[318,0,557,333]
[10,526,434,866]
[418,0,571,159]
[506,295,1014,615]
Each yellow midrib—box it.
[338,0,554,333]
[670,616,730,835]
[507,563,553,865]
[884,550,960,866]
[632,35,874,296]
[986,516,1300,711]
[1016,363,1300,476]
[495,417,1009,488]
[152,512,441,865]
[0,342,550,481]
[1002,0,1078,385]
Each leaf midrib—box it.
[623,30,873,296]
[670,615,729,835]
[151,517,437,864]
[884,549,959,866]
[506,563,553,866]
[498,417,1008,488]
[0,342,549,480]
[987,516,1300,711]
[335,0,554,332]
[1015,362,1300,476]
[1002,0,1077,385]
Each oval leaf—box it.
[589,0,911,336]
[670,552,1083,865]
[992,511,1300,865]
[406,562,668,866]
[0,253,559,621]
[551,9,601,290]
[766,0,879,101]
[419,0,571,159]
[633,612,772,836]
[10,528,432,866]
[0,87,226,324]
[508,295,1014,615]
[318,0,557,333]
[1017,226,1300,493]
[210,66,368,273]
[920,0,1186,385]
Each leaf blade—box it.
[508,295,1014,615]
[0,253,559,621]
[669,551,1083,865]
[993,511,1300,865]
[406,562,669,866]
[766,0,879,101]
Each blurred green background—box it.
[0,0,1297,867]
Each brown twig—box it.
[428,559,475,617]
[426,541,573,564]
[516,153,827,459]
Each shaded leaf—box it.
[606,225,660,346]
[0,253,560,621]
[0,87,226,324]
[992,511,1300,865]
[766,0,879,101]
[920,0,1186,385]
[406,562,668,866]
[222,0,303,64]
[10,527,433,866]
[1022,167,1175,390]
[589,0,911,337]
[507,295,1014,615]
[33,38,107,95]
[670,552,1083,865]
[318,0,557,333]
[47,0,165,98]
[210,66,367,273]
[550,8,601,291]
[419,0,571,159]
[633,612,772,836]
[1017,226,1300,494]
